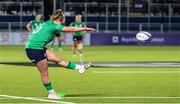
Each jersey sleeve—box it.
[56,24,65,33]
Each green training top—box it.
[31,20,44,30]
[70,22,86,36]
[25,20,64,49]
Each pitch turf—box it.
[0,46,180,103]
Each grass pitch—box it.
[0,46,180,103]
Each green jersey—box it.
[25,20,64,49]
[70,22,86,36]
[31,20,44,30]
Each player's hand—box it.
[84,27,96,31]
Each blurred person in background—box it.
[50,32,66,52]
[70,14,87,59]
[26,14,44,32]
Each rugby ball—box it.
[136,31,152,42]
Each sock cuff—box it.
[68,62,77,70]
[44,83,51,86]
[44,82,53,91]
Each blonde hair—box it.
[50,9,65,22]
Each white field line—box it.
[66,96,180,99]
[0,94,75,104]
[2,96,180,99]
[92,71,180,74]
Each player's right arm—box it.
[26,21,32,32]
[62,26,96,32]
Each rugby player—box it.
[25,9,95,99]
[70,15,86,58]
[26,14,44,32]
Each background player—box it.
[70,14,86,58]
[51,32,66,51]
[25,9,95,100]
[26,14,44,32]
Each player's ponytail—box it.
[50,9,65,23]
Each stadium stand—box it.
[0,0,180,32]
[64,0,180,32]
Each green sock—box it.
[67,62,77,70]
[44,82,53,91]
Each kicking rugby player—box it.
[25,9,95,99]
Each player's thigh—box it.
[46,49,63,63]
[73,37,78,43]
[73,40,78,47]
[77,40,83,44]
[36,59,48,72]
[58,36,64,42]
[57,36,61,42]
[75,40,79,45]
[77,36,83,44]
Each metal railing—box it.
[0,1,180,33]
[1,22,180,33]
[0,2,44,16]
[0,1,44,31]
[64,2,180,32]
[86,22,180,33]
[0,22,28,32]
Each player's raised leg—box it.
[46,49,91,74]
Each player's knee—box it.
[47,55,59,63]
[51,59,61,64]
[49,58,61,64]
